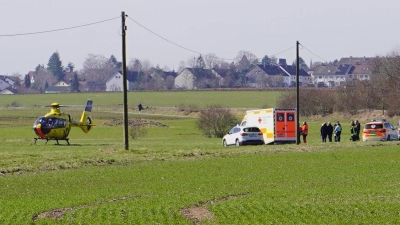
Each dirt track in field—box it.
[102,118,168,127]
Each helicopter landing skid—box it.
[33,137,70,145]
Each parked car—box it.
[398,120,400,140]
[222,126,264,146]
[362,119,398,141]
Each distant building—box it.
[105,71,138,91]
[310,57,373,87]
[174,68,217,89]
[245,59,311,87]
[0,75,13,91]
[45,80,71,93]
[0,88,18,95]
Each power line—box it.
[127,16,294,62]
[127,16,238,61]
[127,16,205,56]
[299,43,327,62]
[0,17,120,37]
[270,46,295,58]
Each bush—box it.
[129,126,148,139]
[197,105,237,138]
[10,101,20,107]
[277,88,335,116]
[177,103,199,115]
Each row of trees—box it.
[23,52,80,92]
[20,50,314,92]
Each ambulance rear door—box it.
[275,110,296,142]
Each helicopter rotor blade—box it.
[44,105,73,107]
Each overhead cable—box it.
[127,16,294,62]
[0,17,120,37]
[299,44,327,62]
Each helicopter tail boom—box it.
[74,99,95,133]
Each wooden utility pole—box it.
[296,40,300,145]
[121,11,129,150]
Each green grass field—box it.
[1,91,400,224]
[0,90,282,108]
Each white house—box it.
[244,59,311,87]
[311,57,373,87]
[0,76,12,91]
[45,80,71,93]
[0,89,15,94]
[106,72,125,91]
[105,71,138,92]
[174,68,218,89]
[175,69,195,89]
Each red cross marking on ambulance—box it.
[258,117,262,124]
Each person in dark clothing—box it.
[138,103,143,113]
[350,121,357,141]
[355,120,361,141]
[320,122,328,142]
[326,122,334,142]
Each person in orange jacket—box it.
[301,121,309,143]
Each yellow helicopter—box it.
[33,99,94,145]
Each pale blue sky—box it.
[1,0,399,75]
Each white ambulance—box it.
[240,108,297,144]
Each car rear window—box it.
[243,127,260,132]
[365,123,383,129]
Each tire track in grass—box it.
[32,195,145,222]
[180,192,249,224]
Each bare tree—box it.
[31,67,56,91]
[165,76,175,90]
[162,65,171,72]
[177,61,186,73]
[371,51,400,115]
[149,73,165,90]
[277,89,335,116]
[80,54,118,83]
[235,50,258,65]
[141,59,153,73]
[186,56,197,68]
[204,53,221,69]
[219,61,231,69]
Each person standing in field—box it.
[350,121,357,141]
[355,120,361,141]
[326,122,334,142]
[334,121,342,142]
[138,103,143,113]
[301,121,308,143]
[320,122,328,142]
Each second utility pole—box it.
[296,40,300,145]
[121,11,129,150]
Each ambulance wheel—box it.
[223,140,227,147]
[235,139,241,146]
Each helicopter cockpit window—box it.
[54,119,67,128]
[33,117,45,127]
[35,117,67,129]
